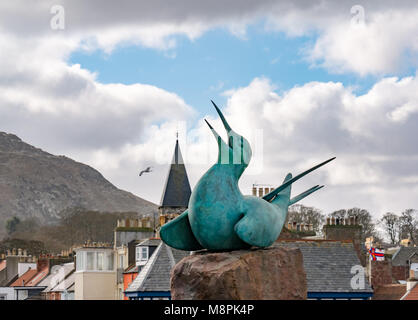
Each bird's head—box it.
[205,101,252,178]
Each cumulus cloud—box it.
[210,77,418,216]
[0,1,417,219]
[2,1,418,74]
[64,75,418,217]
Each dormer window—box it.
[136,246,149,263]
[141,247,148,260]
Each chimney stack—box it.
[264,187,269,196]
[407,269,417,292]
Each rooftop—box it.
[274,240,373,294]
[0,260,6,272]
[137,238,161,247]
[10,266,48,287]
[160,139,191,207]
[126,239,190,293]
[392,246,418,266]
[403,283,418,300]
[38,262,75,292]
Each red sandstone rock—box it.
[170,246,307,300]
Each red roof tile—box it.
[10,268,37,287]
[26,267,48,286]
[10,266,49,287]
[404,283,418,300]
[0,260,6,272]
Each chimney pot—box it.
[258,188,264,197]
[252,187,257,196]
[331,217,335,225]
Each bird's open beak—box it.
[211,100,232,133]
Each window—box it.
[86,252,94,270]
[136,247,140,261]
[97,252,104,270]
[106,252,114,270]
[141,247,148,261]
[76,251,84,271]
[77,250,114,271]
[135,246,149,263]
[119,255,124,268]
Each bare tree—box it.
[287,204,325,234]
[380,212,400,244]
[328,208,381,243]
[399,209,418,244]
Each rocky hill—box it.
[0,132,158,235]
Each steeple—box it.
[160,136,191,208]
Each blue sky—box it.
[2,1,418,217]
[69,24,379,116]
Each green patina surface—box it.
[161,101,335,251]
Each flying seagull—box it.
[139,166,152,176]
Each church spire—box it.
[160,135,191,207]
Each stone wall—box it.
[171,246,307,300]
[371,260,393,289]
[392,265,409,281]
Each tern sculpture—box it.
[160,101,335,251]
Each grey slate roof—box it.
[160,139,191,207]
[274,241,373,293]
[392,246,418,266]
[138,238,161,247]
[39,262,75,292]
[126,239,190,293]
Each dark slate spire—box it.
[160,138,192,207]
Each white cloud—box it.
[0,0,418,219]
[2,1,418,75]
[205,77,418,216]
[68,75,418,217]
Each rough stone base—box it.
[170,246,307,300]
